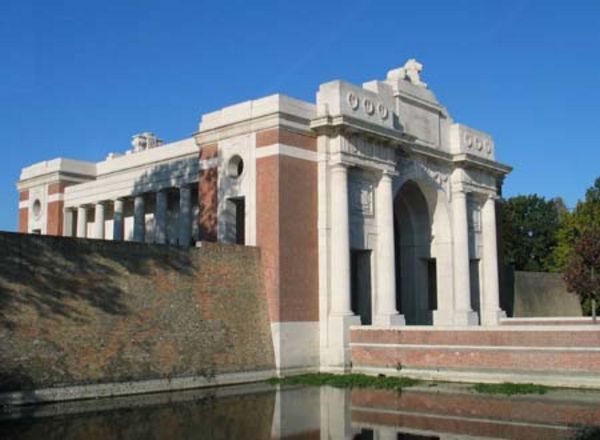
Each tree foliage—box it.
[554,177,600,270]
[562,227,600,307]
[500,194,562,272]
[557,177,600,311]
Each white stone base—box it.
[0,369,276,406]
[481,309,507,326]
[373,313,406,327]
[453,310,480,326]
[326,314,361,369]
[271,321,319,374]
[432,309,454,326]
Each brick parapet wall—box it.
[350,327,600,386]
[0,232,275,393]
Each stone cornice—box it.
[16,172,94,191]
[310,114,404,145]
[194,112,312,145]
[452,153,512,176]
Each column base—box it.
[326,314,361,369]
[373,313,406,327]
[453,310,479,326]
[432,309,454,326]
[481,309,507,326]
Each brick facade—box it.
[198,143,218,242]
[351,328,600,382]
[255,128,318,323]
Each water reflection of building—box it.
[275,386,600,440]
[5,384,598,439]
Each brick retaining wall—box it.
[351,327,600,388]
[0,232,275,401]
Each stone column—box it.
[330,163,353,316]
[328,162,360,369]
[155,189,168,244]
[374,171,405,326]
[481,195,506,325]
[113,198,125,241]
[63,208,75,237]
[452,190,478,325]
[178,186,192,247]
[76,206,88,238]
[133,195,145,243]
[94,202,105,239]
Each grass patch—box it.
[267,373,420,390]
[472,382,548,396]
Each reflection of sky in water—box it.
[1,383,599,439]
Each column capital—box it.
[452,188,469,197]
[329,161,350,172]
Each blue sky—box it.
[1,0,599,232]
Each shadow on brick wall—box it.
[0,232,192,330]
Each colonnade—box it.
[329,161,503,327]
[64,185,195,247]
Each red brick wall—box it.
[0,232,275,392]
[18,209,28,233]
[256,127,317,151]
[198,143,218,242]
[47,201,64,236]
[351,328,600,376]
[18,191,28,233]
[256,128,318,323]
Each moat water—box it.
[1,382,599,439]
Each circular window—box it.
[227,155,244,178]
[32,199,42,220]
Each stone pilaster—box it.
[374,171,405,327]
[133,195,145,243]
[328,162,360,368]
[452,190,478,325]
[178,186,192,247]
[155,189,168,244]
[113,199,125,241]
[63,208,74,237]
[94,202,105,239]
[481,194,506,325]
[76,206,88,238]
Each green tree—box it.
[500,194,562,271]
[562,227,600,313]
[554,177,600,270]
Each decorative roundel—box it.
[346,92,359,110]
[378,103,389,120]
[475,138,483,151]
[227,155,244,178]
[32,199,42,220]
[464,134,473,148]
[364,99,375,115]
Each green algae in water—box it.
[473,382,548,395]
[267,373,420,390]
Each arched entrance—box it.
[394,180,436,325]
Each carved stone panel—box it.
[349,179,374,217]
